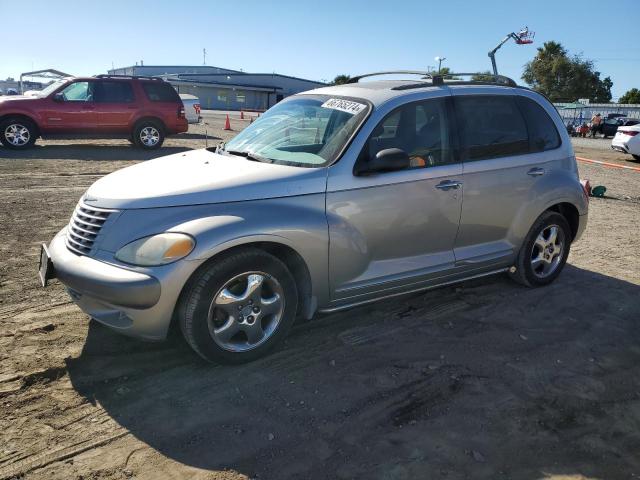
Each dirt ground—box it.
[0,115,639,480]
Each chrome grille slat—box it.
[69,223,98,237]
[75,210,109,221]
[71,214,104,229]
[65,200,117,256]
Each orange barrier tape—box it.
[576,156,640,173]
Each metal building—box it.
[107,65,325,110]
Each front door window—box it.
[60,81,93,102]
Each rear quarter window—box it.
[141,82,180,102]
[515,96,561,152]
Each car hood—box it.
[0,95,39,104]
[85,149,328,209]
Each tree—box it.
[522,41,613,103]
[332,74,351,85]
[471,71,495,82]
[619,88,640,104]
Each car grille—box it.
[66,202,116,256]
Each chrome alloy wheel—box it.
[4,123,30,146]
[530,224,565,279]
[139,126,160,147]
[208,272,285,352]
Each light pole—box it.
[434,56,446,73]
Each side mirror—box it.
[356,148,410,175]
[53,92,64,102]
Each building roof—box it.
[168,79,281,92]
[112,64,242,73]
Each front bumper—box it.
[48,229,192,341]
[50,230,160,309]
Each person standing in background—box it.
[590,113,602,138]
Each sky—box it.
[1,0,639,100]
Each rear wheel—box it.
[133,121,164,149]
[632,154,640,161]
[0,118,37,149]
[178,249,298,364]
[510,211,571,287]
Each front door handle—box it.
[527,167,545,177]
[435,180,462,190]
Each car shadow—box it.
[66,265,640,479]
[0,144,191,161]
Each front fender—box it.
[101,195,330,306]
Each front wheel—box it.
[178,249,298,364]
[133,121,164,149]
[510,211,571,287]
[0,118,37,149]
[632,154,640,162]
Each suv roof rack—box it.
[347,71,517,88]
[94,74,163,81]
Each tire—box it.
[632,154,640,162]
[133,120,164,149]
[178,248,298,364]
[0,117,37,149]
[509,211,571,287]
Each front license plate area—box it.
[38,243,54,287]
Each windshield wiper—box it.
[225,150,273,163]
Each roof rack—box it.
[94,74,163,81]
[347,71,517,88]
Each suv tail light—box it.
[177,107,185,119]
[194,104,201,115]
[621,130,638,137]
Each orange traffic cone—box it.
[224,114,231,131]
[240,110,244,120]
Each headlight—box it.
[115,233,195,266]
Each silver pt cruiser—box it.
[40,72,588,363]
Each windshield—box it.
[222,94,370,167]
[37,79,69,97]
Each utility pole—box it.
[434,56,446,73]
[203,48,207,66]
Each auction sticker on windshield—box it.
[321,98,367,115]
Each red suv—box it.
[0,75,188,150]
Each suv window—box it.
[364,98,453,168]
[141,82,179,102]
[455,95,529,160]
[94,81,134,103]
[515,96,561,152]
[60,81,93,102]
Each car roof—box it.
[302,80,524,107]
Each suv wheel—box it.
[0,118,37,149]
[510,211,571,287]
[133,121,164,149]
[179,248,298,364]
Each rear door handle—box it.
[527,167,545,177]
[435,180,462,190]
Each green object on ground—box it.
[591,185,606,197]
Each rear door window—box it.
[515,96,561,152]
[141,82,180,102]
[94,81,134,103]
[454,95,529,160]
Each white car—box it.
[179,94,201,124]
[611,125,640,161]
